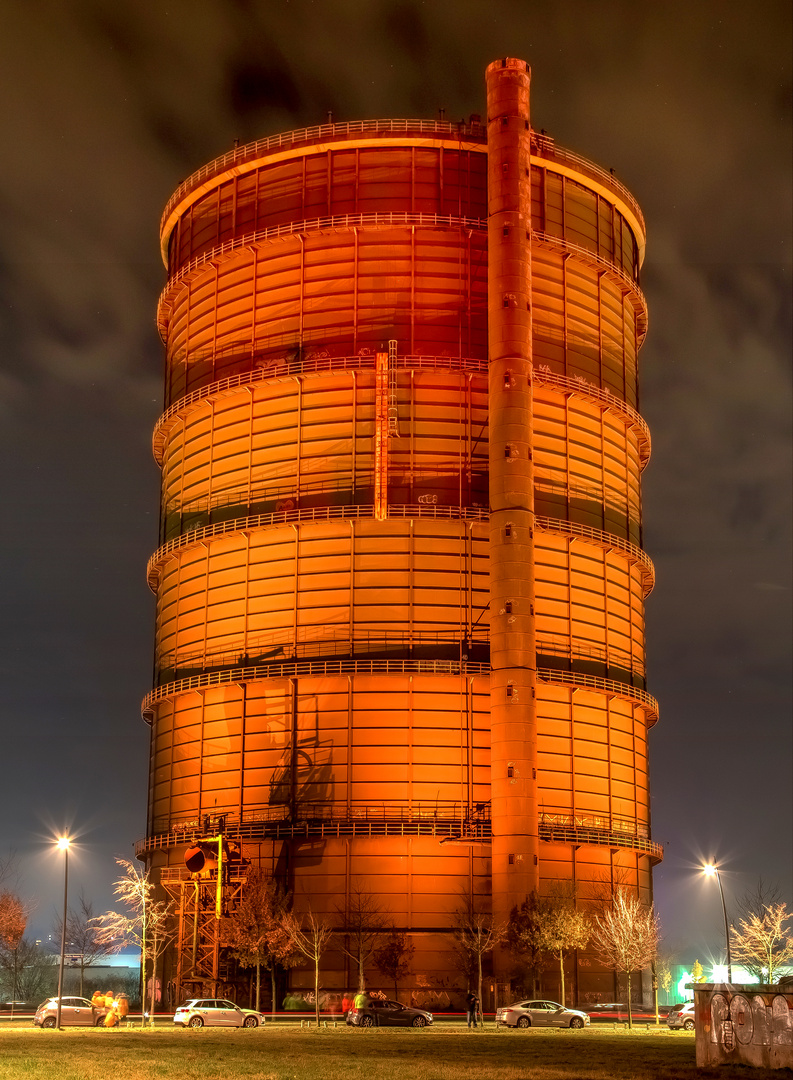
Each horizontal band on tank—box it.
[146,503,652,597]
[532,231,648,345]
[146,503,489,590]
[152,353,490,465]
[141,661,656,726]
[534,368,650,470]
[156,212,487,333]
[153,636,644,691]
[160,122,644,259]
[151,353,648,472]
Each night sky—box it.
[1,1,790,965]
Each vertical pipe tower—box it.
[486,58,539,926]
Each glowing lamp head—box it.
[703,863,717,877]
[56,837,71,852]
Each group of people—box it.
[91,991,130,1028]
[341,989,371,1017]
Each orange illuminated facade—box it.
[140,56,660,1006]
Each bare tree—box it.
[731,902,793,984]
[453,896,507,1025]
[373,930,415,999]
[335,888,388,991]
[590,888,659,1028]
[53,891,115,997]
[225,870,299,1014]
[0,938,56,1002]
[507,893,548,998]
[282,907,333,1026]
[538,888,590,1008]
[93,859,176,1027]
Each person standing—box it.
[466,990,479,1029]
[342,992,353,1019]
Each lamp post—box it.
[704,862,732,983]
[55,838,70,1029]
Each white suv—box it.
[173,998,265,1028]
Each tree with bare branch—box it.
[453,896,507,1025]
[373,930,415,999]
[590,888,659,1028]
[537,888,590,1008]
[335,888,388,991]
[731,902,793,984]
[53,891,115,997]
[225,869,299,1013]
[507,892,549,998]
[282,907,333,1026]
[93,859,175,1027]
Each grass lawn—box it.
[0,1023,778,1080]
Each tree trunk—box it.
[559,950,565,1007]
[255,960,261,1012]
[149,935,158,1025]
[477,949,483,1028]
[358,955,365,991]
[626,972,633,1029]
[271,965,277,1020]
[314,955,320,1027]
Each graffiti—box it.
[417,494,437,504]
[697,986,792,1070]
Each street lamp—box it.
[703,862,732,983]
[55,838,70,1029]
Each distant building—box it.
[140,56,658,1006]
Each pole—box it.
[715,868,733,983]
[56,845,69,1029]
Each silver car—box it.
[173,998,266,1028]
[496,999,590,1029]
[34,996,108,1028]
[666,1001,696,1030]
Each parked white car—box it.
[496,999,590,1029]
[666,1001,696,1030]
[173,998,266,1028]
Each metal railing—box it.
[532,231,648,342]
[161,118,488,232]
[532,132,645,239]
[535,515,655,597]
[156,626,489,677]
[142,655,489,719]
[146,503,489,590]
[159,121,643,245]
[534,367,651,469]
[153,352,489,461]
[142,660,655,724]
[139,802,662,861]
[158,211,486,318]
[536,668,659,723]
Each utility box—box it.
[691,983,793,1070]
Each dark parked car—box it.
[347,999,433,1028]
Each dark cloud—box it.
[0,0,789,950]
